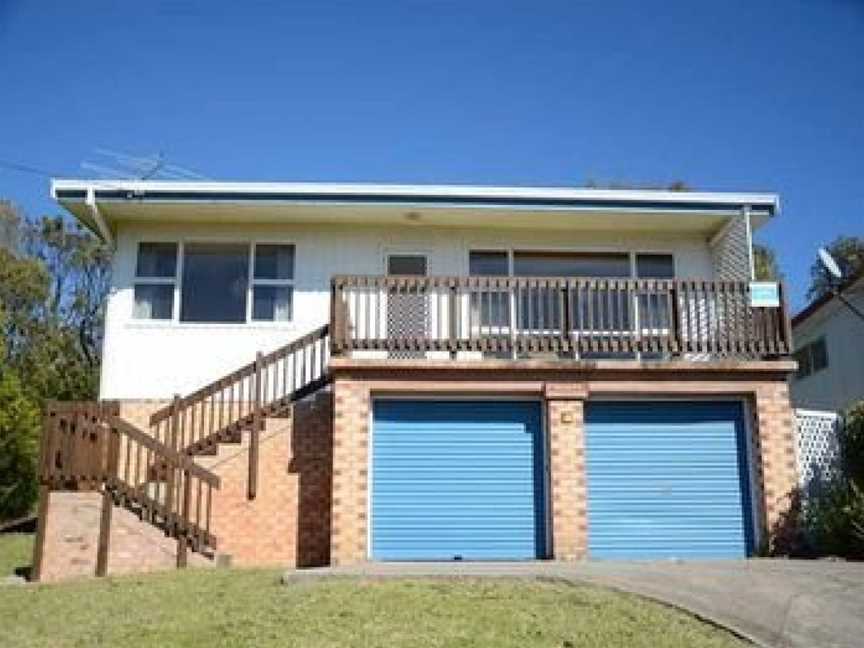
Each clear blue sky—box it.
[1,1,862,310]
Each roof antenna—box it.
[81,148,209,180]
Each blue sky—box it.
[1,1,862,310]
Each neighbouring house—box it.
[32,180,798,581]
[791,269,864,412]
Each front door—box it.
[385,253,428,358]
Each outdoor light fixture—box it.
[818,247,864,324]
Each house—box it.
[32,180,798,581]
[790,269,864,412]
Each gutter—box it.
[85,188,114,248]
[51,180,780,218]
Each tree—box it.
[753,244,780,281]
[0,204,111,520]
[807,235,864,300]
[0,368,41,521]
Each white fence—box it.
[794,408,841,493]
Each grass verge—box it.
[0,569,748,647]
[0,533,32,578]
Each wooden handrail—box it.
[38,404,220,556]
[330,275,792,359]
[149,324,331,426]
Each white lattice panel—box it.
[710,215,752,281]
[795,408,841,491]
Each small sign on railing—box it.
[749,281,780,308]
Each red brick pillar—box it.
[330,379,370,565]
[545,383,588,561]
[754,381,799,543]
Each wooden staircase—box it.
[146,324,330,497]
[35,324,332,579]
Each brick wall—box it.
[328,362,799,564]
[37,492,209,582]
[330,380,370,566]
[207,391,333,568]
[753,381,798,543]
[36,391,333,581]
[38,362,798,578]
[546,396,588,560]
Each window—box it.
[636,253,675,279]
[812,338,829,372]
[513,251,631,278]
[133,242,177,320]
[252,244,295,321]
[469,251,510,329]
[795,337,829,380]
[133,241,297,324]
[387,254,427,276]
[469,251,508,276]
[181,243,249,323]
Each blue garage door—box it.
[372,400,546,560]
[585,401,753,559]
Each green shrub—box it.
[0,369,41,521]
[803,480,864,559]
[842,401,864,488]
[793,400,864,559]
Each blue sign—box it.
[750,282,780,308]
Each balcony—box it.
[330,275,792,361]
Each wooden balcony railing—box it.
[330,275,792,359]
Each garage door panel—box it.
[372,400,545,561]
[585,401,753,559]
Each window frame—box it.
[465,246,678,281]
[128,238,298,327]
[795,337,829,381]
[249,242,297,323]
[132,241,180,321]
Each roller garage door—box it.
[371,400,546,560]
[585,401,753,559]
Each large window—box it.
[133,241,295,324]
[467,249,676,334]
[133,242,178,320]
[181,243,249,323]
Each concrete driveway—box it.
[283,560,864,648]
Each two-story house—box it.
[33,181,798,581]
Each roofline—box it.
[51,179,779,217]
[792,269,864,328]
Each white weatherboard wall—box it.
[791,284,864,412]
[102,221,719,399]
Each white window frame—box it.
[249,242,297,323]
[132,241,180,321]
[130,238,297,327]
[465,247,678,356]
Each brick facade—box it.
[206,392,333,568]
[37,492,209,582]
[546,392,588,561]
[36,391,333,582]
[37,359,799,580]
[753,381,798,541]
[329,359,798,564]
[330,380,370,566]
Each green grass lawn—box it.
[0,533,33,578]
[0,569,748,648]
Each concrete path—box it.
[282,560,864,648]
